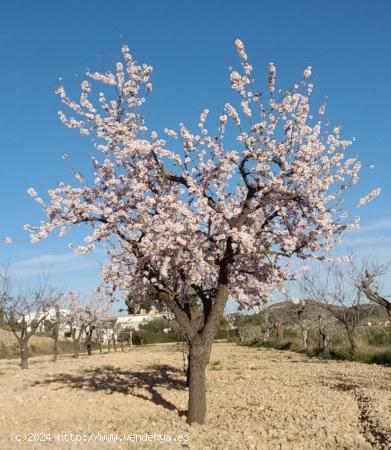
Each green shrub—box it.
[236,312,266,327]
[283,328,298,339]
[214,327,236,340]
[57,340,75,354]
[368,351,391,366]
[364,326,391,346]
[132,330,181,345]
[0,342,9,358]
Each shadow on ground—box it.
[33,364,187,416]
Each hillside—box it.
[264,300,389,325]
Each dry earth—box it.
[0,343,390,450]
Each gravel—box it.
[0,343,389,449]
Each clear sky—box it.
[1,0,390,305]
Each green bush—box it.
[364,326,391,346]
[0,342,9,358]
[132,330,181,345]
[368,351,391,366]
[214,327,236,340]
[236,312,266,327]
[283,327,298,339]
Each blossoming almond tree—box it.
[82,292,111,356]
[62,291,86,359]
[63,291,110,358]
[26,40,378,424]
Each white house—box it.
[97,307,167,345]
[19,308,70,335]
[21,305,170,345]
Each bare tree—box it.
[1,272,62,369]
[292,301,335,352]
[295,303,311,350]
[315,312,335,352]
[265,312,284,342]
[99,317,117,353]
[359,263,391,322]
[300,263,373,356]
[0,265,13,327]
[63,292,85,359]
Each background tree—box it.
[83,293,111,356]
[0,265,13,327]
[63,291,110,357]
[1,272,61,369]
[102,317,117,353]
[296,302,311,350]
[288,298,336,352]
[300,263,373,356]
[43,304,62,362]
[315,313,335,353]
[26,40,377,423]
[63,292,85,359]
[359,263,391,322]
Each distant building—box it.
[21,305,171,345]
[18,308,70,336]
[98,306,166,344]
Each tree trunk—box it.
[20,341,28,369]
[186,351,191,388]
[86,327,94,356]
[274,323,283,340]
[71,326,81,358]
[319,332,326,352]
[301,328,308,350]
[73,340,79,358]
[182,341,190,387]
[53,337,58,362]
[187,339,209,425]
[345,326,357,356]
[319,331,331,352]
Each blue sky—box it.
[1,0,390,306]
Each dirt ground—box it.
[0,343,390,450]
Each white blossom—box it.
[356,188,381,207]
[26,40,375,318]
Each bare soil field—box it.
[0,343,390,450]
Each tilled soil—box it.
[0,343,390,450]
